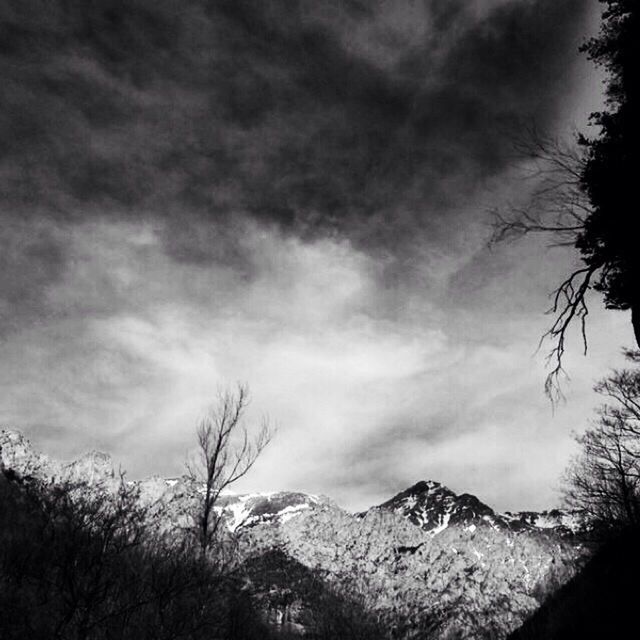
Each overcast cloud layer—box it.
[0,0,632,511]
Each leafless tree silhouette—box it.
[187,383,272,556]
[563,350,640,532]
[490,129,598,402]
[492,1,640,401]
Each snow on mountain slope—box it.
[0,429,331,532]
[502,509,585,535]
[373,479,583,537]
[374,480,501,533]
[133,477,336,532]
[215,491,334,530]
[1,430,584,540]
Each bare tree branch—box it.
[563,352,640,534]
[541,265,598,404]
[489,127,604,401]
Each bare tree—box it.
[563,350,640,533]
[490,129,598,402]
[492,1,640,401]
[187,383,272,556]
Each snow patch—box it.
[431,512,451,536]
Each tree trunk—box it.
[632,301,640,349]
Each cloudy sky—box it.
[0,0,633,511]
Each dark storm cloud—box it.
[1,0,593,331]
[2,0,590,222]
[0,0,620,513]
[0,220,66,334]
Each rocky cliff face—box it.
[374,479,501,533]
[0,430,331,529]
[0,429,587,640]
[240,502,584,639]
[0,429,116,486]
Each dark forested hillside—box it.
[508,528,640,640]
[0,471,271,640]
[0,469,387,640]
[239,549,386,639]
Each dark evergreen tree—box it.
[577,0,640,344]
[492,1,639,397]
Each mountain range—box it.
[0,429,588,639]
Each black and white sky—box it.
[0,0,633,511]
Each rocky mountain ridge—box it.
[0,429,582,537]
[375,479,584,537]
[0,429,117,485]
[0,429,588,639]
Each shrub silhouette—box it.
[0,470,270,640]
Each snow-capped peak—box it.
[374,479,583,536]
[375,479,498,534]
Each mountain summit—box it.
[376,480,499,533]
[374,480,584,536]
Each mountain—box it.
[241,499,584,639]
[0,429,582,537]
[234,482,587,638]
[502,509,584,536]
[0,429,588,640]
[216,491,335,530]
[132,474,338,537]
[374,479,502,533]
[373,479,584,537]
[0,429,116,484]
[0,429,333,533]
[371,479,585,539]
[1,429,60,479]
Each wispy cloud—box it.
[1,218,632,510]
[0,1,623,511]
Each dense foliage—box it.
[490,1,639,394]
[577,0,640,342]
[0,468,391,640]
[0,471,271,640]
[240,549,386,640]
